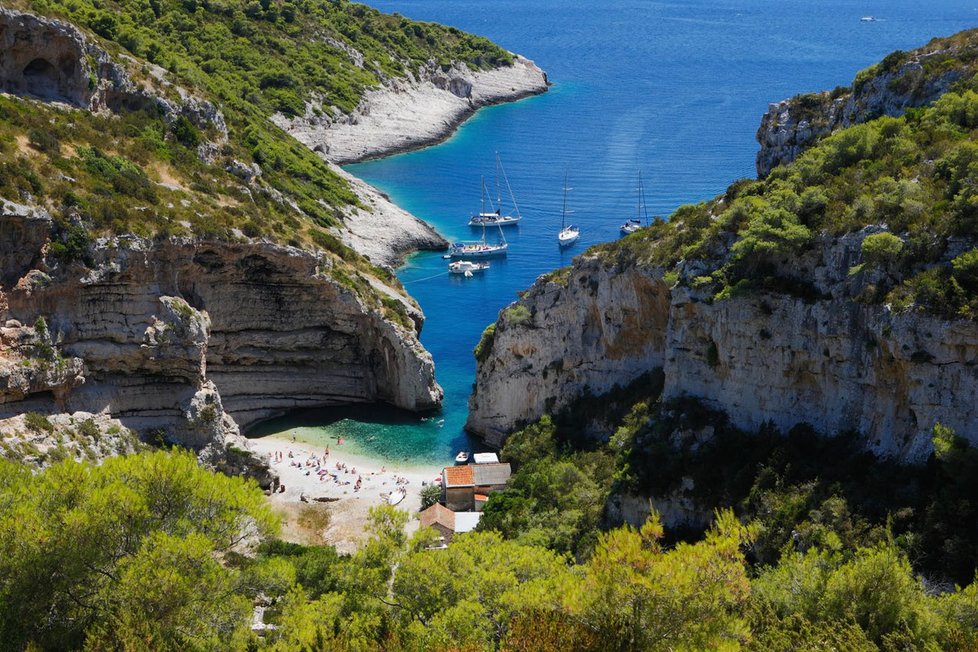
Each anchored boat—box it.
[448,260,490,277]
[557,174,580,246]
[468,153,523,227]
[620,170,650,236]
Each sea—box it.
[249,0,978,467]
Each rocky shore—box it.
[275,55,549,166]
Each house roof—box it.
[420,503,455,530]
[473,452,499,464]
[443,464,474,487]
[472,462,511,486]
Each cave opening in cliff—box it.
[21,57,63,101]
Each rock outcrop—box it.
[0,8,226,137]
[0,201,442,456]
[274,55,549,165]
[756,33,975,176]
[467,261,669,448]
[468,231,978,463]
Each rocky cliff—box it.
[0,5,549,462]
[470,30,978,463]
[468,230,978,463]
[756,29,978,176]
[0,199,441,457]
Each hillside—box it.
[0,1,546,463]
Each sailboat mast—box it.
[563,178,568,228]
[495,153,502,213]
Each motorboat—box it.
[455,451,470,464]
[448,260,490,277]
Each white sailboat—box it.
[620,170,650,236]
[468,153,522,227]
[557,174,580,247]
[448,220,508,258]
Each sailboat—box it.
[557,174,580,247]
[468,153,523,227]
[448,221,508,258]
[620,171,650,236]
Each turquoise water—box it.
[254,0,978,465]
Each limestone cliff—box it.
[472,31,978,464]
[468,230,978,463]
[756,30,978,176]
[274,55,549,166]
[0,200,441,457]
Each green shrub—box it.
[951,248,978,293]
[24,412,54,434]
[861,232,904,266]
[474,323,496,362]
[503,305,532,327]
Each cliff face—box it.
[467,261,669,447]
[468,230,978,463]
[0,201,441,455]
[756,32,975,176]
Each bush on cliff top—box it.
[588,80,978,318]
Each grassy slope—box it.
[0,0,514,318]
[2,0,512,242]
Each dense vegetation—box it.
[1,0,510,257]
[3,442,977,651]
[595,58,978,318]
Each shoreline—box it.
[333,83,549,167]
[275,55,549,268]
[247,434,443,553]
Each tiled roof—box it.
[443,464,474,487]
[420,503,455,530]
[472,462,511,486]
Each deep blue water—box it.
[256,0,978,466]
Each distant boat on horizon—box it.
[860,15,877,22]
[557,174,580,247]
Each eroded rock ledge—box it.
[467,233,978,463]
[275,55,550,165]
[0,201,442,457]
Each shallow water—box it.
[252,0,978,465]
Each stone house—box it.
[441,462,511,511]
[419,503,481,545]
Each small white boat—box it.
[620,171,651,236]
[558,225,580,246]
[388,487,406,506]
[455,451,470,464]
[557,174,580,246]
[860,15,877,22]
[620,219,642,235]
[449,260,490,277]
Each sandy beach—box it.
[246,435,442,553]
